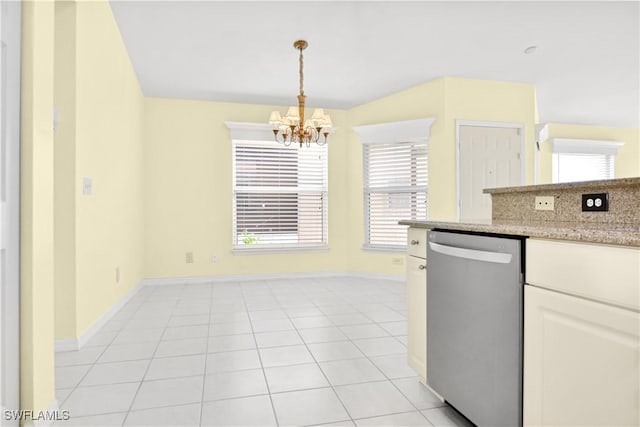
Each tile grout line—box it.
[275,278,357,425]
[330,278,440,424]
[242,280,282,427]
[55,298,141,410]
[302,277,429,423]
[198,282,215,427]
[120,284,183,426]
[330,287,434,423]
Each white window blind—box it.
[363,142,428,250]
[546,138,623,184]
[553,153,614,183]
[232,140,328,250]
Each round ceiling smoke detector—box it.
[524,46,538,55]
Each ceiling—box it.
[109,1,640,128]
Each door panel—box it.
[458,124,523,221]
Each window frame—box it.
[362,142,428,252]
[354,118,435,252]
[227,122,329,253]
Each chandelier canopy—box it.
[269,40,332,147]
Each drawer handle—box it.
[410,239,420,245]
[418,264,426,270]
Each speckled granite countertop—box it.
[399,220,640,247]
[402,177,640,246]
[483,177,640,194]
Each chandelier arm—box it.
[273,129,286,145]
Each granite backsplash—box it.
[485,177,640,225]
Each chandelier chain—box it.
[299,47,304,96]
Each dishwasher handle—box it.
[428,241,513,264]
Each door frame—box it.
[455,120,525,221]
[1,0,21,420]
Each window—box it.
[553,153,614,183]
[363,142,428,249]
[354,118,434,251]
[547,138,624,183]
[232,139,328,250]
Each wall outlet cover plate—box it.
[582,193,609,212]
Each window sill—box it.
[232,245,330,255]
[361,245,407,253]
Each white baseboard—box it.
[55,281,143,352]
[54,338,79,353]
[141,271,405,286]
[348,271,405,282]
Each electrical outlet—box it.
[534,196,554,211]
[186,252,194,263]
[211,254,217,263]
[115,267,120,283]
[582,193,609,212]
[391,257,404,266]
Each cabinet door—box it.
[524,285,640,427]
[407,228,428,258]
[407,255,427,380]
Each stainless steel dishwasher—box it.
[427,230,524,427]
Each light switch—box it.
[53,107,60,133]
[83,177,92,195]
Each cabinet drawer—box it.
[407,228,428,258]
[527,239,640,311]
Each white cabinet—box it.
[407,227,428,258]
[527,239,639,311]
[406,227,427,381]
[524,239,640,427]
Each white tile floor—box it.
[55,276,473,426]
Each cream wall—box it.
[143,98,350,278]
[144,78,537,278]
[74,0,145,336]
[54,0,78,341]
[21,0,56,414]
[53,0,145,339]
[345,77,536,274]
[538,123,640,184]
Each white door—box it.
[458,124,523,221]
[0,1,21,421]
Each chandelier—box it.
[268,40,332,147]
